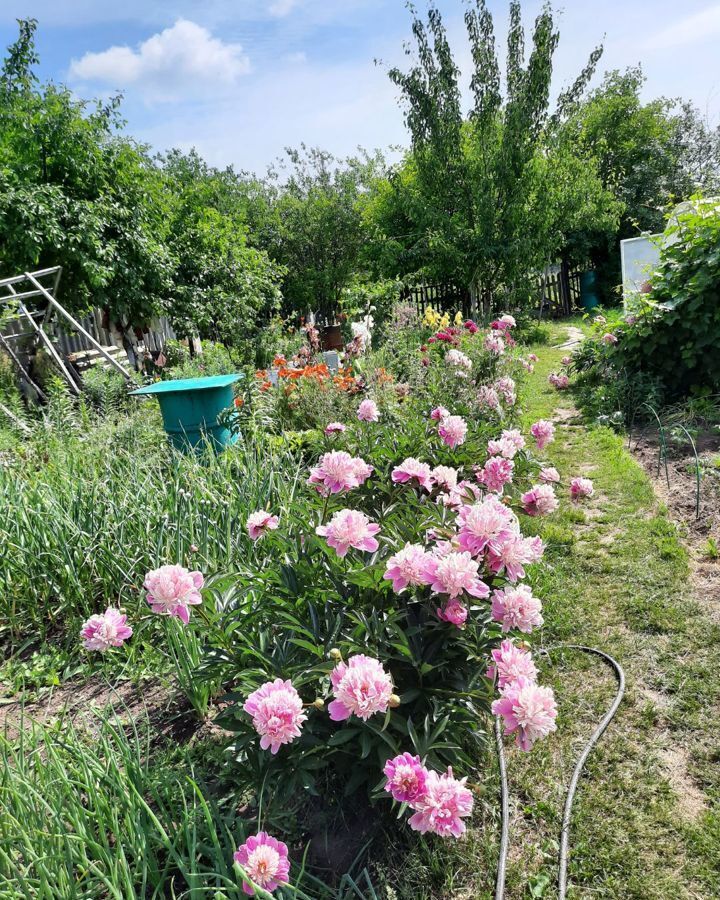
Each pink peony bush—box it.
[155,314,576,874]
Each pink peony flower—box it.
[561,355,572,367]
[407,768,474,838]
[602,332,618,345]
[528,353,539,362]
[487,639,538,688]
[478,456,515,493]
[234,831,290,896]
[144,564,203,624]
[438,415,468,449]
[491,585,544,632]
[492,676,558,751]
[430,405,450,420]
[486,534,544,582]
[487,429,524,459]
[80,607,132,652]
[456,496,517,556]
[392,457,434,491]
[308,451,373,495]
[494,376,516,405]
[357,398,380,422]
[328,654,393,721]
[383,543,433,593]
[316,509,380,558]
[424,551,490,600]
[384,752,429,804]
[570,477,594,500]
[431,465,458,491]
[530,420,555,450]
[437,598,468,628]
[246,511,279,541]
[484,333,505,354]
[446,349,472,371]
[243,678,307,754]
[548,373,569,390]
[464,320,479,333]
[477,386,500,410]
[538,466,560,484]
[521,484,559,517]
[501,429,525,451]
[499,314,516,328]
[520,359,535,373]
[324,422,346,435]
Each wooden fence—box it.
[400,282,472,319]
[399,264,586,321]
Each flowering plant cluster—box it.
[76,310,597,895]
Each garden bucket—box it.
[130,374,242,452]
[579,270,600,310]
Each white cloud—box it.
[643,4,720,50]
[69,19,250,100]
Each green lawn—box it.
[386,320,720,899]
[500,322,720,898]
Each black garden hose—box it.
[494,644,626,899]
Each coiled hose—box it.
[494,644,626,900]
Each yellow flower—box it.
[454,311,463,326]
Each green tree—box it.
[162,150,284,348]
[559,67,720,301]
[0,19,172,332]
[377,0,608,310]
[260,145,384,323]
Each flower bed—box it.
[78,311,593,895]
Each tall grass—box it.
[0,709,245,898]
[0,400,305,648]
[0,707,383,899]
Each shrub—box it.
[575,198,720,420]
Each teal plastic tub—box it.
[131,374,242,452]
[579,270,600,310]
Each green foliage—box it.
[575,198,720,419]
[0,712,248,897]
[261,146,385,322]
[163,150,284,347]
[558,68,720,302]
[0,21,173,326]
[369,1,615,308]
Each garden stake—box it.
[494,645,625,900]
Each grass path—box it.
[485,322,720,899]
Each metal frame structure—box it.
[0,266,138,394]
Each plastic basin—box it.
[131,374,242,452]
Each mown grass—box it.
[379,320,719,898]
[500,322,720,898]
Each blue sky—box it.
[1,1,719,174]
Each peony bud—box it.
[329,648,343,661]
[388,694,401,708]
[312,698,325,710]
